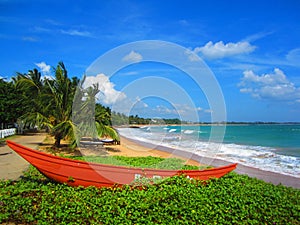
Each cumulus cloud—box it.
[239,68,300,102]
[83,74,126,105]
[122,50,143,63]
[35,62,51,75]
[185,49,201,62]
[194,41,256,59]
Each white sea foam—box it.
[117,128,300,178]
[182,130,194,134]
[168,129,177,133]
[198,131,207,134]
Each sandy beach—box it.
[1,132,299,189]
[106,136,202,167]
[114,136,300,189]
[0,133,47,180]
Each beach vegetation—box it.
[10,62,119,148]
[0,156,299,224]
[15,62,80,147]
[68,155,199,170]
[0,78,27,128]
[112,113,183,125]
[72,77,119,144]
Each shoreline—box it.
[106,136,202,167]
[118,135,300,189]
[2,132,299,189]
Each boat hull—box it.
[6,140,237,188]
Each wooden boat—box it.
[6,140,237,188]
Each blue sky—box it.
[1,0,300,122]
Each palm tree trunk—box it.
[54,135,62,148]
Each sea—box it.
[117,124,300,178]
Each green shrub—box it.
[0,156,299,224]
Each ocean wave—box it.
[291,128,300,131]
[198,131,207,134]
[117,128,300,178]
[182,130,194,134]
[168,129,177,133]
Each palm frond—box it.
[52,120,77,147]
[19,112,51,130]
[95,121,120,141]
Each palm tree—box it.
[15,62,76,147]
[45,62,79,147]
[72,79,119,144]
[17,62,119,148]
[95,103,119,142]
[13,68,46,129]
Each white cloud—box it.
[84,74,127,105]
[33,26,52,33]
[61,29,92,37]
[22,36,38,42]
[240,68,288,85]
[239,68,300,102]
[194,41,256,59]
[122,50,143,63]
[204,109,213,113]
[185,49,201,62]
[135,96,148,108]
[152,104,212,118]
[155,105,176,115]
[286,48,300,64]
[243,31,273,42]
[35,62,51,75]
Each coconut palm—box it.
[16,62,77,147]
[72,78,119,143]
[17,62,119,148]
[13,68,47,129]
[44,62,79,147]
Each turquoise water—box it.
[118,124,300,177]
[193,124,300,157]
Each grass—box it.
[0,156,299,224]
[0,135,18,146]
[68,155,204,170]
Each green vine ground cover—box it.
[0,156,299,224]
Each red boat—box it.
[6,140,237,188]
